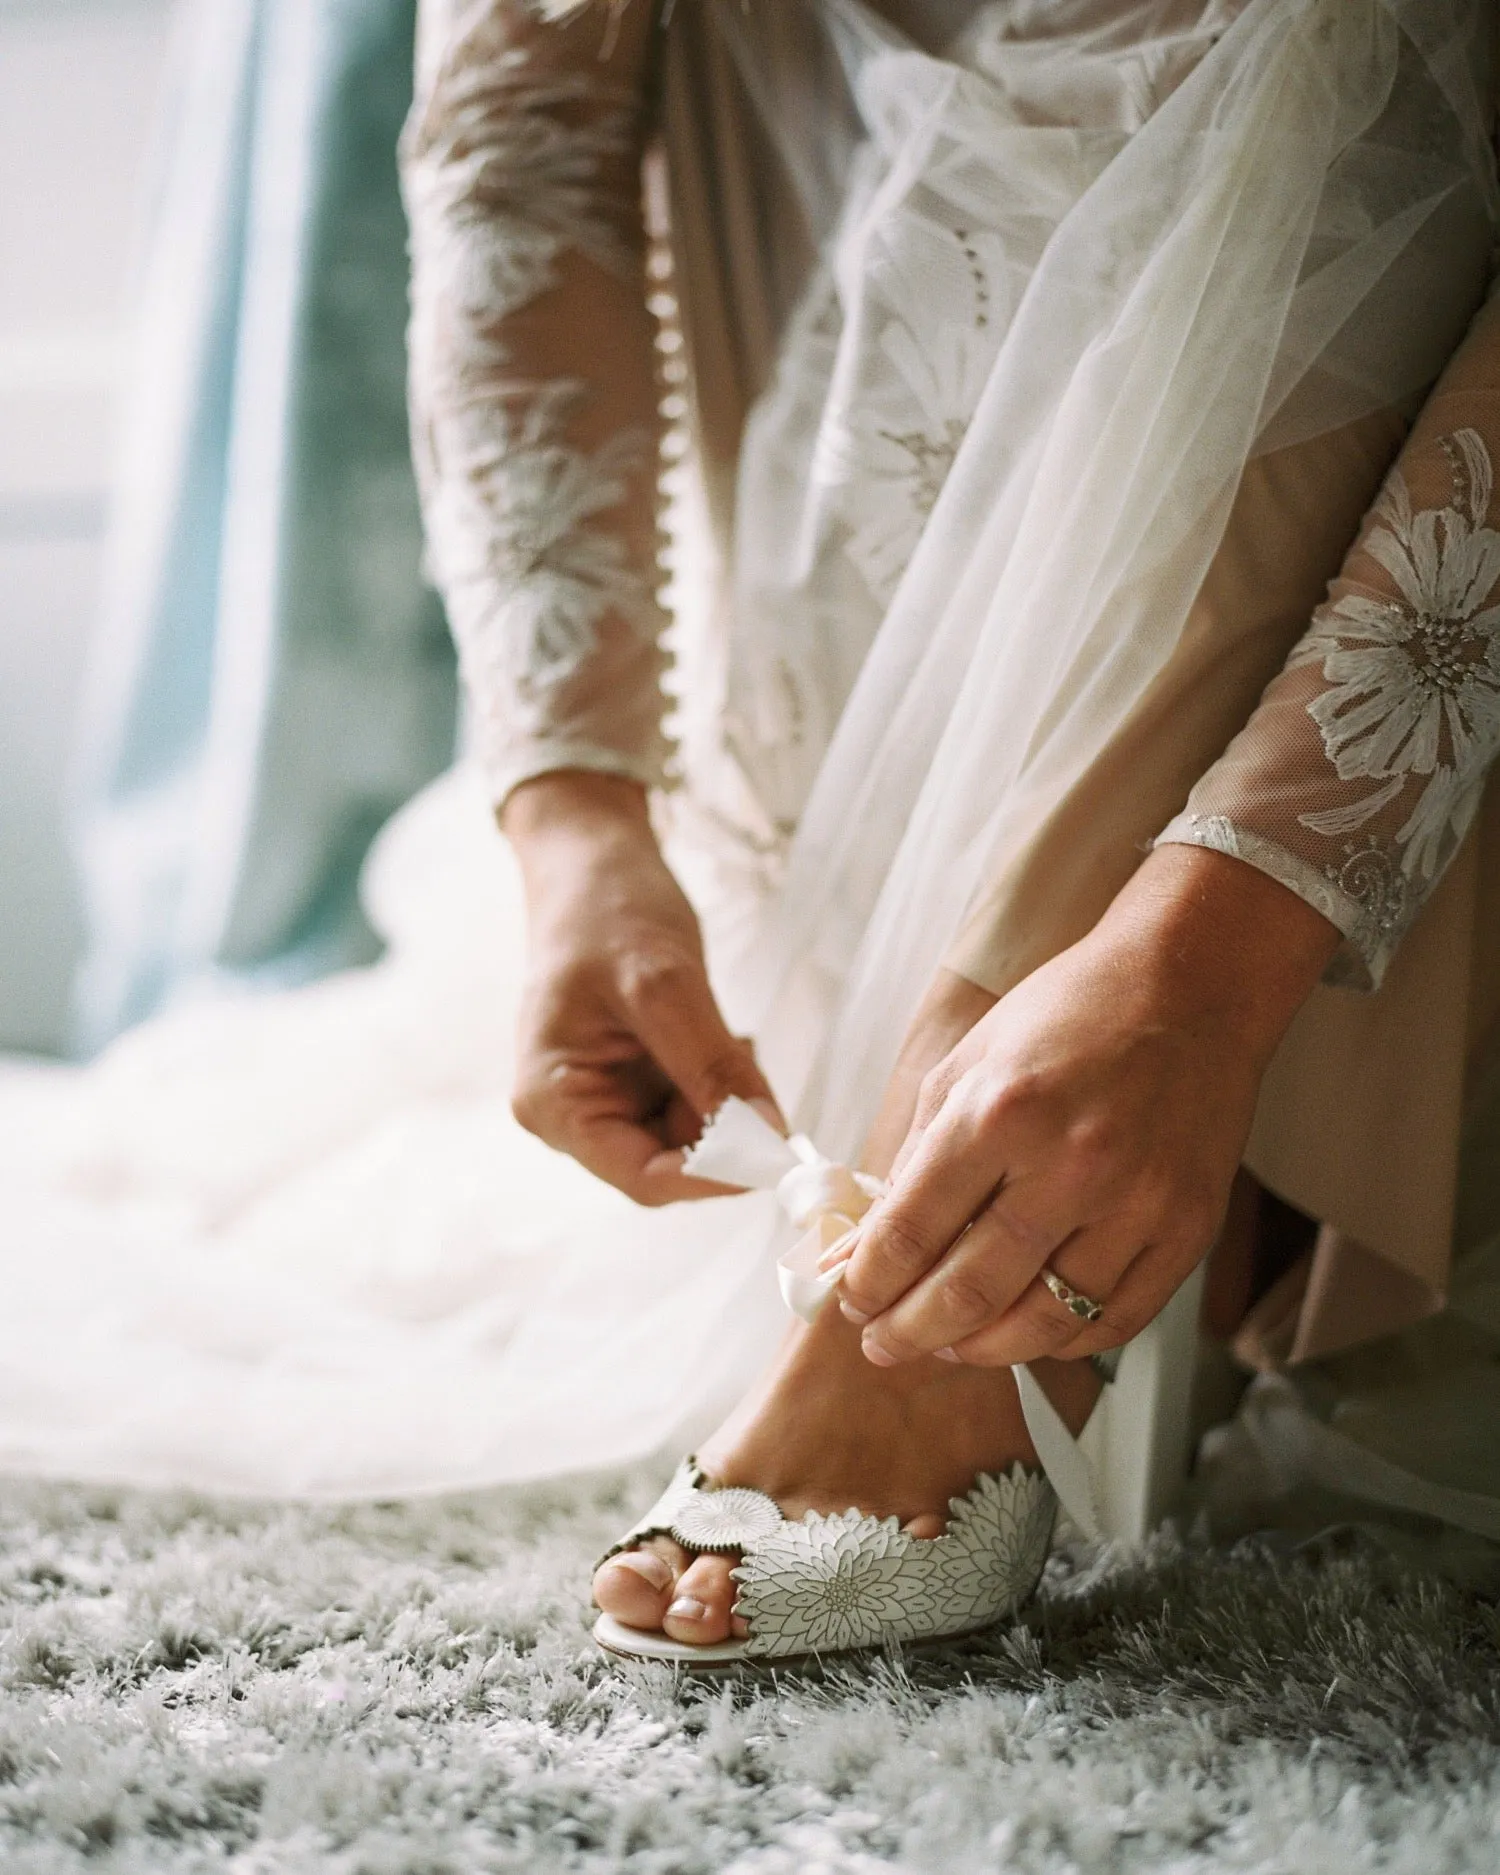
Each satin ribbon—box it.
[684,1097,1104,1539]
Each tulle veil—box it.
[662,0,1495,1155]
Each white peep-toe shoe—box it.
[593,1454,1057,1667]
[592,1100,1106,1669]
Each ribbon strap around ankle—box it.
[684,1097,1104,1541]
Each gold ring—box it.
[1040,1267,1104,1324]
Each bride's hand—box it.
[502,771,780,1204]
[838,846,1340,1367]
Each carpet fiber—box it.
[1,1467,1497,1873]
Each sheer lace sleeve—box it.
[1158,290,1500,990]
[401,0,671,808]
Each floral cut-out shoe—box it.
[591,1456,1058,1667]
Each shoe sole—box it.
[591,1608,1010,1674]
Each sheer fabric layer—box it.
[1160,297,1500,992]
[680,0,1497,1164]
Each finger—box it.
[659,1087,706,1151]
[622,957,783,1128]
[882,1043,977,1191]
[862,978,993,1181]
[941,1226,1159,1368]
[1027,1232,1210,1363]
[1030,1201,1225,1362]
[839,1096,1031,1326]
[857,1198,1081,1365]
[515,1059,751,1205]
[563,1112,742,1207]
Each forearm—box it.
[1158,290,1500,989]
[402,0,672,809]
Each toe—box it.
[902,1512,946,1540]
[663,1552,740,1645]
[592,1538,685,1631]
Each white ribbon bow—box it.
[684,1097,1104,1540]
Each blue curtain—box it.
[70,0,456,1053]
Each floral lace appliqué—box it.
[402,4,668,797]
[1292,427,1500,882]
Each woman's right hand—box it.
[501,770,782,1204]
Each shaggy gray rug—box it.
[1,1466,1497,1874]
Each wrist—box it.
[499,768,652,846]
[500,769,673,927]
[1096,844,1340,1066]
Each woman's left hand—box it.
[838,845,1341,1368]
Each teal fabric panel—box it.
[71,0,455,1053]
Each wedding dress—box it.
[2,0,1498,1546]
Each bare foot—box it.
[592,1296,1101,1644]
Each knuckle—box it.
[868,1325,921,1364]
[865,1207,935,1277]
[1065,1112,1120,1175]
[987,1067,1045,1122]
[1025,1288,1079,1346]
[617,948,695,1010]
[934,1267,999,1325]
[914,1064,954,1126]
[991,1204,1053,1259]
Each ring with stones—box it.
[1039,1266,1104,1324]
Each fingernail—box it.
[817,1241,854,1274]
[839,1299,872,1326]
[748,1097,786,1134]
[667,1595,708,1623]
[612,1551,672,1591]
[861,1335,896,1368]
[933,1347,963,1365]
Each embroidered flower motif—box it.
[725,1467,1056,1659]
[669,1485,785,1554]
[733,1510,928,1656]
[404,22,666,787]
[929,1467,1056,1628]
[1294,428,1500,881]
[428,384,663,709]
[815,214,1010,605]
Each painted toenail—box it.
[612,1552,672,1590]
[840,1299,872,1326]
[933,1346,963,1363]
[667,1595,708,1623]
